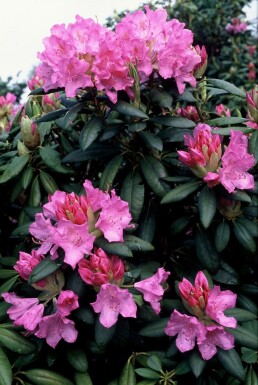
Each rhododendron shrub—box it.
[0,5,257,385]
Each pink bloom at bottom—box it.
[91,283,137,328]
[35,313,78,348]
[134,268,170,314]
[2,293,44,331]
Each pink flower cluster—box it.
[0,92,17,132]
[29,180,133,269]
[165,271,237,360]
[226,18,247,34]
[36,7,201,102]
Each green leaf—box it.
[74,372,93,385]
[173,360,191,375]
[0,275,18,296]
[224,308,257,322]
[0,347,12,385]
[139,132,163,152]
[39,147,73,174]
[233,220,256,253]
[124,235,154,252]
[66,347,88,373]
[161,180,202,204]
[62,102,86,130]
[94,237,133,258]
[62,145,120,162]
[237,294,258,315]
[28,258,62,284]
[0,328,36,354]
[135,369,160,380]
[158,127,192,142]
[214,221,230,252]
[128,122,147,132]
[40,171,59,194]
[119,362,136,385]
[195,227,219,274]
[245,367,258,385]
[147,355,162,372]
[0,154,29,184]
[0,270,18,279]
[150,88,173,108]
[137,203,156,243]
[208,117,247,126]
[21,165,34,190]
[79,116,103,150]
[207,79,246,98]
[227,325,258,350]
[217,348,245,382]
[241,347,258,364]
[121,170,145,222]
[95,318,116,346]
[249,130,258,163]
[11,221,32,236]
[35,108,69,123]
[25,369,74,385]
[187,349,206,378]
[198,185,217,228]
[211,126,252,135]
[151,116,196,128]
[109,100,148,119]
[237,217,258,237]
[139,318,169,337]
[28,176,41,207]
[140,156,169,198]
[99,155,123,191]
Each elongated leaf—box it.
[79,116,103,150]
[62,102,85,130]
[66,347,88,372]
[135,369,160,380]
[120,170,145,222]
[137,203,156,243]
[237,217,258,237]
[187,349,206,378]
[39,147,73,174]
[25,369,74,385]
[109,100,148,119]
[99,155,123,191]
[35,108,69,123]
[0,270,18,279]
[21,165,33,190]
[217,348,245,381]
[195,227,219,273]
[208,117,247,126]
[140,156,169,198]
[95,318,116,346]
[170,216,190,235]
[158,127,192,142]
[225,308,257,322]
[233,220,256,253]
[28,176,41,207]
[237,294,258,314]
[28,258,62,284]
[40,171,59,194]
[161,180,202,204]
[227,325,258,350]
[151,116,196,128]
[241,347,258,364]
[245,367,258,385]
[198,185,217,228]
[119,362,136,385]
[124,235,154,252]
[0,154,29,184]
[128,122,146,132]
[211,126,252,135]
[0,275,18,296]
[94,237,133,258]
[207,79,246,98]
[62,145,120,163]
[74,372,93,385]
[0,347,12,385]
[147,355,162,372]
[139,132,163,152]
[0,328,36,354]
[249,129,258,163]
[139,318,169,337]
[214,221,230,252]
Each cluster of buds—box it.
[226,18,247,34]
[0,92,17,133]
[215,104,231,117]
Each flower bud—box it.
[246,85,258,123]
[218,197,242,220]
[42,93,61,113]
[21,116,40,149]
[193,45,208,79]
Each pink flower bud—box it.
[246,85,258,123]
[193,45,208,79]
[21,116,40,149]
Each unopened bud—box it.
[246,85,258,123]
[193,45,208,79]
[21,116,40,149]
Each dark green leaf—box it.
[224,308,257,322]
[207,79,246,98]
[99,155,123,191]
[195,227,219,273]
[227,325,258,350]
[245,367,258,385]
[233,220,256,253]
[211,126,253,135]
[217,348,245,381]
[139,132,163,152]
[139,318,169,337]
[198,185,217,228]
[241,347,258,364]
[66,347,88,372]
[150,88,173,108]
[25,369,74,385]
[0,328,36,354]
[214,221,230,252]
[21,165,34,190]
[151,116,196,128]
[40,171,59,194]
[137,203,156,243]
[208,117,247,126]
[120,170,145,222]
[28,176,41,207]
[249,130,258,163]
[135,369,160,380]
[95,318,116,346]
[173,360,191,375]
[0,270,18,279]
[109,100,148,119]
[62,102,86,130]
[119,362,136,385]
[187,349,206,378]
[170,216,190,235]
[0,155,29,184]
[0,275,18,296]
[35,108,69,123]
[0,347,12,385]
[237,217,258,237]
[147,355,162,372]
[140,156,169,198]
[128,122,146,132]
[124,235,154,252]
[62,144,120,162]
[74,372,93,385]
[158,127,192,142]
[39,147,73,174]
[79,116,103,150]
[161,180,202,204]
[28,258,62,284]
[94,237,133,258]
[237,294,258,315]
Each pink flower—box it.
[206,286,237,328]
[177,123,222,177]
[91,283,137,328]
[14,250,44,281]
[246,85,258,123]
[83,180,108,212]
[193,45,208,78]
[203,172,220,188]
[165,310,206,353]
[29,213,57,256]
[134,267,170,314]
[2,293,44,331]
[95,190,133,242]
[226,18,247,34]
[198,325,235,360]
[177,105,199,122]
[216,104,231,117]
[57,290,79,317]
[218,130,255,193]
[78,248,125,287]
[35,313,78,348]
[28,73,44,90]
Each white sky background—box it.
[0,0,257,84]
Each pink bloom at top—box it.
[2,293,44,332]
[134,267,170,314]
[57,290,79,317]
[14,250,44,281]
[216,104,231,117]
[91,283,137,328]
[35,312,78,348]
[53,221,95,269]
[95,190,133,242]
[78,247,125,287]
[178,271,210,316]
[165,310,206,353]
[198,325,235,360]
[206,286,237,328]
[218,130,255,193]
